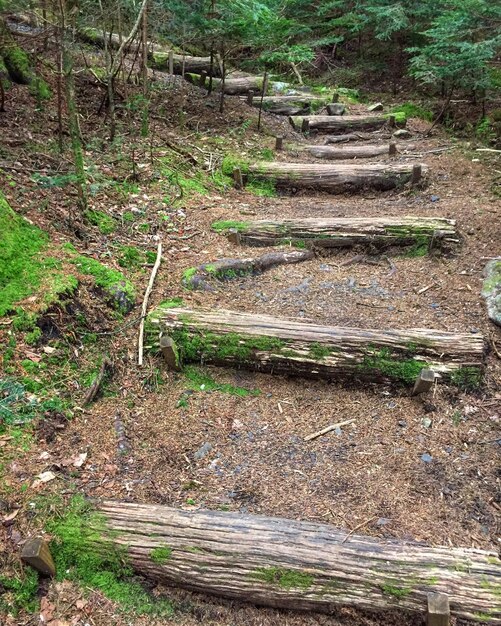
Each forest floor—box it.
[0,54,500,626]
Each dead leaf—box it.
[36,471,56,484]
[24,351,42,362]
[72,452,87,468]
[43,346,56,354]
[2,509,20,524]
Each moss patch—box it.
[450,366,483,391]
[358,347,426,385]
[0,566,39,616]
[250,567,313,590]
[381,582,412,599]
[149,546,172,564]
[183,366,260,397]
[211,220,250,234]
[390,103,432,122]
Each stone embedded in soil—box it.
[327,103,345,115]
[393,128,412,139]
[194,442,212,460]
[368,102,384,111]
[481,257,501,326]
[421,453,433,463]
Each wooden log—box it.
[145,307,484,386]
[21,536,56,577]
[304,144,392,160]
[211,216,460,254]
[324,132,376,144]
[98,500,501,622]
[182,250,313,291]
[187,73,264,95]
[427,592,450,626]
[289,114,394,134]
[248,162,428,193]
[245,95,328,116]
[412,368,436,396]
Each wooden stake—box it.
[246,90,254,106]
[275,136,284,151]
[227,229,241,245]
[301,118,310,134]
[427,592,450,626]
[83,356,111,406]
[21,537,56,577]
[389,142,397,156]
[138,242,162,366]
[412,368,436,396]
[305,419,355,442]
[168,50,174,75]
[199,70,207,87]
[411,163,422,185]
[160,336,181,371]
[332,92,339,103]
[233,167,243,189]
[388,114,396,128]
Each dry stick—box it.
[342,516,377,544]
[138,242,162,366]
[304,419,355,442]
[257,71,268,132]
[83,357,112,405]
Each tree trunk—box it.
[304,144,393,159]
[0,16,34,84]
[212,216,459,253]
[145,307,484,385]
[187,73,264,95]
[247,162,427,193]
[98,501,500,623]
[289,114,393,134]
[245,95,328,116]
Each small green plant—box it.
[85,210,115,235]
[381,582,411,599]
[183,366,260,397]
[149,547,172,563]
[450,367,483,391]
[246,178,277,197]
[390,103,433,122]
[0,566,39,616]
[117,245,145,269]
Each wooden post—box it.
[233,167,243,189]
[388,114,396,128]
[247,90,254,106]
[199,70,207,87]
[160,336,181,371]
[301,118,310,134]
[427,592,450,626]
[412,368,435,396]
[21,537,56,577]
[227,229,242,245]
[168,50,174,75]
[389,142,397,156]
[411,164,422,185]
[332,92,339,103]
[275,136,284,151]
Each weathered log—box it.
[289,114,395,134]
[98,501,501,623]
[145,307,484,386]
[324,132,376,144]
[304,144,394,159]
[244,95,329,116]
[211,216,459,254]
[248,162,428,193]
[182,250,313,290]
[187,73,264,95]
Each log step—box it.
[98,500,501,623]
[248,162,427,193]
[185,73,265,95]
[146,307,484,387]
[243,95,330,116]
[211,216,459,253]
[289,114,396,134]
[304,143,396,159]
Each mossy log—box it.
[145,307,484,386]
[289,114,393,134]
[212,216,459,253]
[247,162,427,193]
[186,73,264,95]
[98,500,501,623]
[244,95,328,115]
[305,144,394,159]
[0,16,36,84]
[182,249,313,290]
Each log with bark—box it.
[324,132,379,144]
[212,216,460,254]
[289,114,396,134]
[244,95,329,116]
[0,16,47,88]
[97,501,501,623]
[247,162,427,193]
[186,73,265,95]
[304,144,394,159]
[182,250,313,290]
[145,307,484,386]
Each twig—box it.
[138,241,162,366]
[416,283,435,295]
[304,419,355,442]
[342,516,377,543]
[83,357,112,406]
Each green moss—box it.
[221,154,250,177]
[0,566,39,616]
[149,546,172,564]
[381,582,411,599]
[450,367,483,391]
[390,103,432,122]
[45,495,174,616]
[309,342,331,360]
[117,245,145,269]
[385,111,406,125]
[250,567,313,590]
[358,347,426,385]
[183,366,260,397]
[211,220,250,233]
[85,209,116,234]
[182,267,198,289]
[246,178,277,197]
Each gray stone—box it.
[421,453,433,463]
[393,128,412,139]
[368,102,384,112]
[194,442,212,460]
[481,257,501,326]
[326,103,345,116]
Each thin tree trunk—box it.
[219,47,225,113]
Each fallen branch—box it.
[138,242,162,366]
[304,419,355,441]
[83,357,112,405]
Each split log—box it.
[98,500,501,623]
[289,114,395,134]
[186,73,264,95]
[248,162,428,193]
[182,250,313,290]
[145,307,484,386]
[212,216,459,254]
[304,144,395,160]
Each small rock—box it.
[326,103,345,116]
[368,102,384,112]
[319,264,332,271]
[398,420,407,428]
[386,401,397,409]
[430,195,440,202]
[376,517,391,526]
[421,453,433,463]
[481,257,501,326]
[194,442,212,460]
[421,417,432,428]
[393,129,412,139]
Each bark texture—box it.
[305,144,393,159]
[248,162,427,192]
[98,501,501,623]
[213,216,459,253]
[246,95,328,115]
[145,307,484,385]
[187,73,264,94]
[289,114,391,134]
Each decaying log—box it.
[182,250,313,290]
[289,114,395,134]
[145,307,484,386]
[186,73,264,95]
[324,133,376,144]
[98,501,501,622]
[248,162,428,193]
[211,216,459,253]
[244,95,328,116]
[304,144,395,159]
